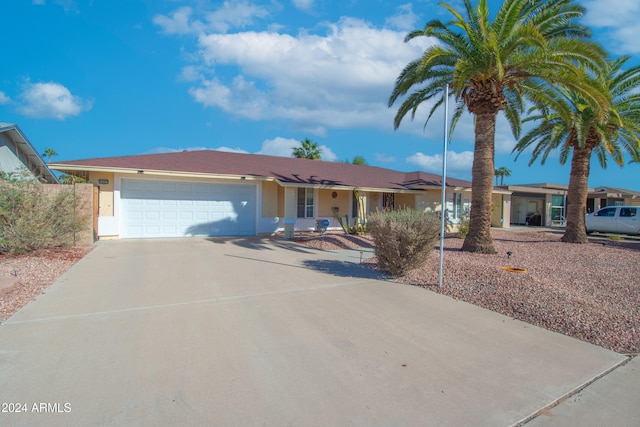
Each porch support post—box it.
[502,193,511,228]
[283,187,297,239]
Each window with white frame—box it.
[452,193,462,219]
[297,188,314,218]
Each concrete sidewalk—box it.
[526,355,639,426]
[0,237,632,426]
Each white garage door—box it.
[121,178,256,238]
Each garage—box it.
[120,178,256,238]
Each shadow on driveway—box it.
[204,236,319,254]
[221,253,384,280]
[301,259,385,279]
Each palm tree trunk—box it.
[461,112,497,254]
[562,146,592,243]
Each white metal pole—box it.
[438,84,449,288]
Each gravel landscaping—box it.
[0,247,93,325]
[296,229,640,354]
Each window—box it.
[383,193,395,211]
[595,207,617,217]
[452,193,462,219]
[297,188,314,218]
[620,208,637,217]
[551,195,565,222]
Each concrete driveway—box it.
[0,237,631,426]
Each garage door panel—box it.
[145,225,161,235]
[121,178,256,238]
[145,211,160,220]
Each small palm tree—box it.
[292,138,322,160]
[514,56,640,243]
[42,148,58,163]
[389,0,606,253]
[494,167,512,186]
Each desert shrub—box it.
[368,208,440,276]
[0,178,89,254]
[457,209,470,239]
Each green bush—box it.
[457,209,470,239]
[0,178,89,254]
[368,208,440,276]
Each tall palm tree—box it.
[42,148,58,163]
[514,56,640,243]
[292,138,322,160]
[389,0,606,253]
[494,166,511,186]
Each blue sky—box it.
[1,0,639,188]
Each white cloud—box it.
[385,3,420,31]
[255,137,337,160]
[0,91,10,104]
[292,0,314,12]
[406,150,474,178]
[18,81,92,120]
[178,17,432,132]
[153,7,197,35]
[204,1,269,33]
[257,137,299,156]
[178,65,203,82]
[153,1,269,35]
[147,136,335,160]
[188,77,233,110]
[319,145,337,161]
[581,0,640,54]
[215,146,249,153]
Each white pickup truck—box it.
[585,206,640,235]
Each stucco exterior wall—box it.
[492,193,511,228]
[416,192,442,214]
[261,181,279,217]
[85,172,115,216]
[395,193,414,210]
[276,185,285,217]
[319,188,350,217]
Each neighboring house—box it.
[498,183,569,227]
[498,183,640,227]
[587,187,640,211]
[50,150,512,239]
[0,123,58,183]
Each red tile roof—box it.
[52,150,471,190]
